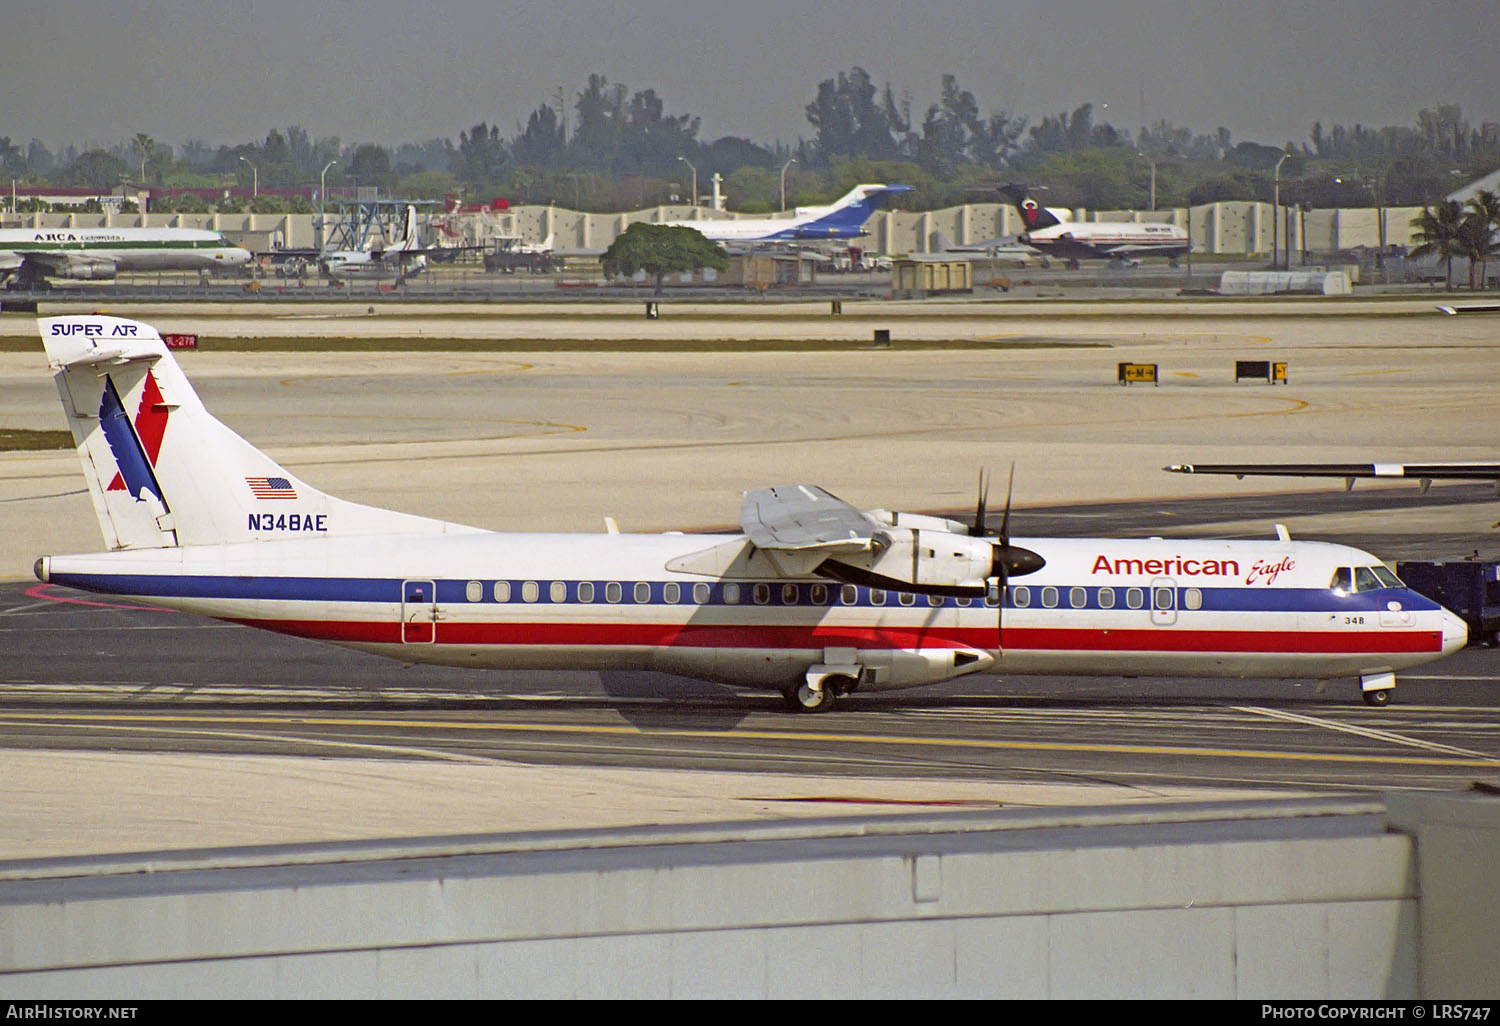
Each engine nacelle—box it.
[821,527,997,596]
[57,258,118,281]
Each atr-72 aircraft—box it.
[33,316,1466,710]
[998,183,1190,269]
[661,184,912,244]
[0,226,251,289]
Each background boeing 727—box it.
[660,184,912,245]
[33,316,1466,710]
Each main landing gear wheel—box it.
[1362,689,1393,707]
[781,677,848,713]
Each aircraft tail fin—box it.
[398,205,421,250]
[796,184,912,236]
[40,315,476,550]
[998,183,1063,231]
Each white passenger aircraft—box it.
[998,184,1190,269]
[0,226,251,288]
[34,316,1466,710]
[661,184,912,245]
[318,206,434,282]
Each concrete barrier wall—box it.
[3,794,1494,999]
[0,202,1436,258]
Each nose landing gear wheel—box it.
[1362,688,1392,707]
[781,676,849,713]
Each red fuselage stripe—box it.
[230,618,1444,654]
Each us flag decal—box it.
[246,476,298,499]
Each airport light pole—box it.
[1273,153,1289,270]
[1136,153,1156,211]
[780,158,796,213]
[677,156,697,210]
[239,157,258,198]
[319,160,337,249]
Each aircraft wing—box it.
[739,485,877,553]
[1166,462,1500,486]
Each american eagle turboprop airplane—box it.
[34,316,1466,710]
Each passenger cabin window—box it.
[1012,586,1030,608]
[634,582,651,603]
[1126,588,1144,610]
[899,592,915,607]
[781,583,799,605]
[664,582,680,604]
[466,581,483,603]
[723,583,741,605]
[1184,588,1203,610]
[810,584,829,605]
[550,581,567,603]
[579,581,595,603]
[753,584,770,605]
[870,589,886,605]
[522,581,539,603]
[1069,587,1086,609]
[1041,586,1058,608]
[494,581,511,603]
[1098,586,1115,609]
[928,594,943,607]
[694,583,711,604]
[606,582,623,603]
[841,585,858,605]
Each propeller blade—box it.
[969,469,991,537]
[998,463,1015,546]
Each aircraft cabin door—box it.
[1149,577,1177,626]
[402,579,438,644]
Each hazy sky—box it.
[5,0,1498,154]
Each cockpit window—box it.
[1333,565,1403,593]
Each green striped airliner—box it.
[0,227,251,287]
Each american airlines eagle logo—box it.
[99,371,169,504]
[1020,198,1042,229]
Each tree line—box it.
[3,70,1497,216]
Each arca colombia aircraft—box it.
[998,183,1190,269]
[34,316,1466,711]
[0,226,251,289]
[659,184,912,245]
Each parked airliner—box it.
[33,316,1465,710]
[0,227,251,289]
[318,205,436,282]
[661,184,912,245]
[999,184,1190,269]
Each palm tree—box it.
[1466,190,1500,290]
[1411,200,1465,289]
[131,133,154,184]
[1456,211,1499,289]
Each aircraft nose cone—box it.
[1441,608,1468,656]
